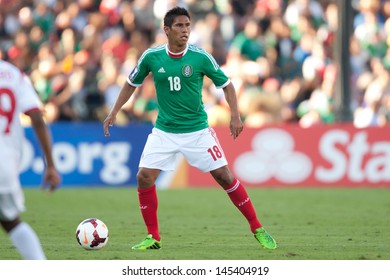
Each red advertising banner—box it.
[187,124,390,187]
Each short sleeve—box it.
[127,51,151,87]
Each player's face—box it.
[166,15,191,48]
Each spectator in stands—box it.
[229,17,266,62]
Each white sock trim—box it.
[225,179,240,194]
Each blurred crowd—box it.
[1,0,390,128]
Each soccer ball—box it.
[76,218,109,250]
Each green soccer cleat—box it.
[131,234,161,250]
[254,227,277,250]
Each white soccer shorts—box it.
[0,190,25,221]
[139,127,228,172]
[0,149,25,220]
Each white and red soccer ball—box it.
[76,218,109,250]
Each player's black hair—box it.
[163,6,190,28]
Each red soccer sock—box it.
[226,178,262,233]
[137,185,160,241]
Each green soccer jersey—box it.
[128,44,230,133]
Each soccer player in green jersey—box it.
[103,6,277,251]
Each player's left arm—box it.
[223,82,243,140]
[200,49,244,139]
[27,109,61,191]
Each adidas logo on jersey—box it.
[158,67,166,73]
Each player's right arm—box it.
[104,49,152,136]
[103,82,136,136]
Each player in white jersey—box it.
[0,59,60,259]
[103,7,277,250]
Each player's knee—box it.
[1,218,20,233]
[211,168,234,188]
[136,169,155,187]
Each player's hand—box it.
[41,166,61,192]
[230,116,243,140]
[103,114,116,137]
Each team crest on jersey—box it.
[181,65,193,77]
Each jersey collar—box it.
[166,44,188,58]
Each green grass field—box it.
[1,187,389,260]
